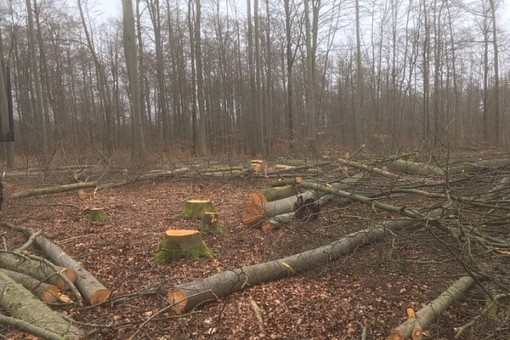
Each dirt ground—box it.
[0,159,508,339]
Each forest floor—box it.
[0,151,509,339]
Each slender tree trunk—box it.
[26,0,48,157]
[77,0,115,156]
[122,0,146,164]
[488,0,499,146]
[284,0,294,148]
[195,0,207,156]
[354,0,363,145]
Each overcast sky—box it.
[94,0,510,34]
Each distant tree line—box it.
[0,0,507,164]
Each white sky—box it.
[94,0,510,33]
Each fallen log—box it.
[1,269,62,303]
[167,216,427,314]
[337,158,400,179]
[243,174,363,227]
[30,234,111,306]
[0,222,111,306]
[261,195,334,232]
[12,181,97,199]
[0,271,84,339]
[243,190,319,227]
[390,276,476,340]
[387,159,445,177]
[0,252,76,290]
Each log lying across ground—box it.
[11,181,97,199]
[390,276,476,340]
[0,271,84,339]
[30,232,111,305]
[0,252,76,290]
[1,269,62,303]
[1,222,111,305]
[167,216,429,314]
[243,174,363,227]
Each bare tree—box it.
[488,0,499,146]
[194,0,207,156]
[26,0,48,157]
[122,0,146,164]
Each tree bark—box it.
[29,232,110,306]
[1,268,62,303]
[0,252,76,290]
[123,0,146,164]
[0,222,111,306]
[0,271,84,338]
[12,181,97,199]
[167,217,423,314]
[390,276,476,340]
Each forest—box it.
[0,0,509,339]
[0,0,507,162]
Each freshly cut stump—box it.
[181,200,216,219]
[251,160,265,174]
[87,207,106,223]
[155,230,213,263]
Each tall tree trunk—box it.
[354,0,363,145]
[254,0,265,154]
[187,1,198,154]
[26,0,48,157]
[488,0,499,146]
[148,0,170,147]
[284,0,294,149]
[195,0,207,155]
[77,0,115,156]
[122,0,146,164]
[0,25,15,167]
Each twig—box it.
[15,229,42,252]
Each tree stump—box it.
[251,160,265,174]
[155,230,213,263]
[181,200,216,219]
[201,211,223,235]
[86,208,106,223]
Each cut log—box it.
[166,216,428,314]
[259,185,299,202]
[0,222,112,306]
[155,230,213,263]
[390,276,476,340]
[243,174,364,227]
[270,177,303,187]
[243,190,319,227]
[0,252,76,290]
[181,200,216,219]
[337,158,400,179]
[30,235,111,306]
[1,269,62,303]
[11,181,97,199]
[251,160,265,174]
[387,159,444,176]
[0,271,84,338]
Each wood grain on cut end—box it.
[90,288,112,306]
[242,201,266,226]
[40,284,61,303]
[54,267,77,290]
[167,289,188,314]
